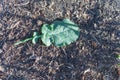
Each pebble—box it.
[0,31,3,35]
[0,49,3,54]
[37,20,43,26]
[0,66,4,72]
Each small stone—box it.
[0,49,2,54]
[0,31,3,35]
[94,23,97,28]
[83,13,88,19]
[0,66,4,72]
[111,33,115,40]
[37,20,43,26]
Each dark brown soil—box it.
[0,0,120,80]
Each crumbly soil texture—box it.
[0,0,120,80]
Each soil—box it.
[0,0,120,80]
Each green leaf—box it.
[14,19,80,47]
[41,19,80,47]
[117,55,120,59]
[41,24,52,46]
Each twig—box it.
[14,1,30,7]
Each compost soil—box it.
[0,0,120,80]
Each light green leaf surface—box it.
[41,24,52,46]
[117,55,120,59]
[41,19,80,47]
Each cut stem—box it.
[14,37,33,46]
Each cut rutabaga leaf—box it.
[41,24,52,46]
[41,19,80,47]
[14,19,80,47]
[14,32,40,45]
[14,37,33,46]
[63,19,79,31]
[117,55,120,59]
